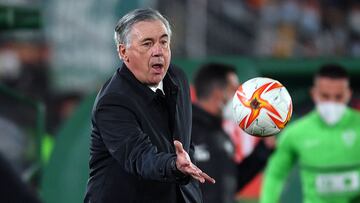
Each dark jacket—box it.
[84,64,202,203]
[191,104,273,203]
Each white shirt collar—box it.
[148,81,164,94]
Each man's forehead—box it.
[130,20,169,39]
[315,77,349,91]
[315,77,349,86]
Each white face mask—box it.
[316,101,347,126]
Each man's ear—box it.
[213,88,225,104]
[346,88,353,103]
[119,44,129,62]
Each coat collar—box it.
[118,63,179,103]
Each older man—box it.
[84,8,214,203]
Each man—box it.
[192,63,274,203]
[261,64,360,203]
[84,8,214,203]
[0,153,41,203]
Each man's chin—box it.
[148,75,165,85]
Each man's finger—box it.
[200,172,216,184]
[190,164,215,184]
[191,174,205,183]
[182,166,200,176]
[182,167,209,184]
[174,140,184,154]
[185,169,205,183]
[182,165,215,184]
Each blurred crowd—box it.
[0,0,360,202]
[160,0,360,57]
[0,30,82,196]
[254,0,360,57]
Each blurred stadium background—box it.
[0,0,360,202]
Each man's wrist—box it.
[169,157,191,185]
[170,158,185,176]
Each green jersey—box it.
[261,108,360,203]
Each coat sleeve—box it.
[236,140,274,191]
[94,93,186,183]
[260,129,297,203]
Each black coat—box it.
[84,64,202,203]
[191,104,273,203]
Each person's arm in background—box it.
[260,129,297,203]
[236,138,275,190]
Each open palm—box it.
[174,140,215,184]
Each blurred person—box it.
[0,116,27,173]
[192,63,275,203]
[46,92,82,133]
[299,0,320,37]
[0,48,21,82]
[1,42,50,100]
[42,93,83,162]
[297,0,321,57]
[261,64,360,203]
[84,8,214,203]
[315,1,349,56]
[0,153,41,203]
[349,1,360,57]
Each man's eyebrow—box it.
[160,34,169,39]
[140,34,169,43]
[140,37,153,42]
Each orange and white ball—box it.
[232,77,293,137]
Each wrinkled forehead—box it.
[129,20,169,40]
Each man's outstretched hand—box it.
[174,140,215,184]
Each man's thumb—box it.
[174,140,184,154]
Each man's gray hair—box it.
[114,8,172,49]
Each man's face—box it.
[311,77,351,104]
[224,72,240,103]
[219,72,239,118]
[119,20,171,85]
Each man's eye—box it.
[161,40,168,45]
[335,94,343,101]
[320,93,330,100]
[143,42,152,47]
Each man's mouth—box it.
[151,63,164,74]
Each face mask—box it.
[316,101,347,126]
[222,100,235,121]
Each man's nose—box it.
[152,43,163,57]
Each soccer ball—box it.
[232,77,293,137]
